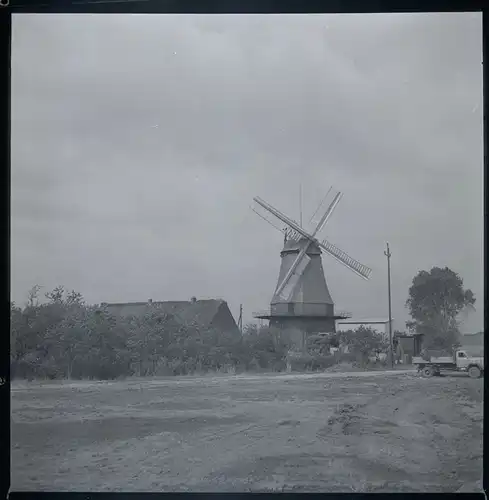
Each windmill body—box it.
[270,237,336,332]
[251,187,372,347]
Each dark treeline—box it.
[10,285,389,380]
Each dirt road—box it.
[11,370,483,492]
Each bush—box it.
[10,285,392,380]
[309,354,336,371]
[285,352,336,372]
[335,352,357,364]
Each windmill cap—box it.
[282,238,321,254]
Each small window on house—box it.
[288,303,294,315]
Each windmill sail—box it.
[319,238,372,280]
[275,241,311,297]
[257,190,347,299]
[309,186,333,228]
[251,186,372,338]
[253,197,312,241]
[276,191,343,296]
[311,191,342,237]
[277,254,311,301]
[250,206,286,235]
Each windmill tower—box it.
[251,187,372,348]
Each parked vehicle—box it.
[413,348,484,378]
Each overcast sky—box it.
[11,13,483,330]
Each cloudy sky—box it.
[11,13,483,330]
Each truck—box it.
[413,348,484,378]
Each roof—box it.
[104,299,226,327]
[337,318,393,325]
[395,332,423,338]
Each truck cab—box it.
[455,349,484,377]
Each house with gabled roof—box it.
[102,297,240,336]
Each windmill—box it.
[251,187,372,343]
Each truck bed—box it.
[413,356,454,365]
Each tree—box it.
[10,302,26,366]
[243,323,259,337]
[337,326,388,366]
[307,334,335,355]
[126,309,178,375]
[26,285,42,308]
[17,283,378,379]
[240,324,288,371]
[405,266,475,350]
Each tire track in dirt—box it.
[314,375,483,492]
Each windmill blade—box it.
[319,238,372,280]
[253,197,315,242]
[311,191,343,237]
[252,196,310,298]
[278,254,311,301]
[251,204,302,241]
[250,206,287,236]
[309,186,332,228]
[275,240,312,298]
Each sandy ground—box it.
[11,370,483,492]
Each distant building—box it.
[394,332,424,363]
[336,318,395,340]
[460,331,484,350]
[102,298,240,336]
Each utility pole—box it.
[384,242,394,368]
[238,304,243,334]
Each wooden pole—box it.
[384,243,394,368]
[238,304,243,333]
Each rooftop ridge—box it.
[337,318,394,324]
[100,298,232,331]
[104,298,224,306]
